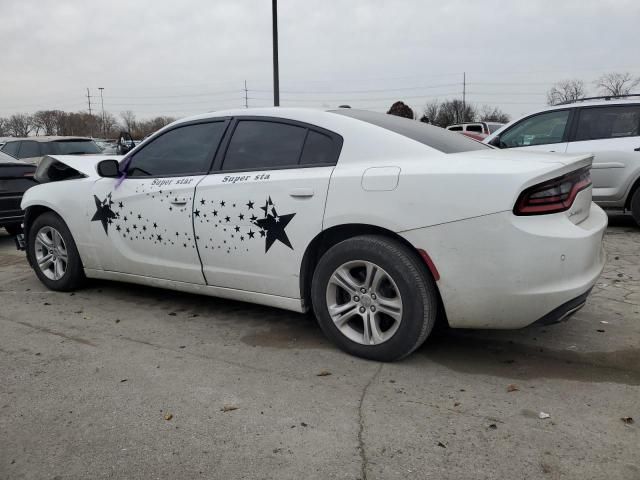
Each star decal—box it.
[238,213,244,220]
[247,201,254,210]
[91,194,119,235]
[200,199,206,205]
[194,209,201,217]
[253,197,296,252]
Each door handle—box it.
[170,198,188,206]
[289,188,314,198]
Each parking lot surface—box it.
[1,216,639,480]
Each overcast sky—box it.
[1,0,638,121]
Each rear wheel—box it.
[311,235,438,361]
[631,188,640,227]
[28,212,85,291]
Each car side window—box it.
[18,141,41,159]
[300,130,338,165]
[500,110,570,148]
[574,105,640,141]
[222,120,307,171]
[126,122,225,177]
[466,125,483,133]
[448,126,462,131]
[1,141,20,157]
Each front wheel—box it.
[311,235,438,361]
[28,212,85,291]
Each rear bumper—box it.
[401,202,607,329]
[532,288,591,326]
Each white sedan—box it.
[20,108,607,361]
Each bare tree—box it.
[33,110,61,136]
[546,79,585,105]
[99,112,120,138]
[479,105,510,123]
[595,72,640,97]
[0,117,7,136]
[420,100,440,124]
[387,101,415,119]
[120,110,137,133]
[7,113,34,137]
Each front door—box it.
[193,118,342,298]
[88,119,229,284]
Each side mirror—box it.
[97,159,120,178]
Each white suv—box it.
[484,97,640,225]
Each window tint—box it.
[223,121,307,171]
[2,141,20,157]
[18,141,41,159]
[574,105,640,141]
[127,122,225,177]
[300,130,337,165]
[500,110,570,148]
[47,140,102,155]
[332,109,490,153]
[466,124,483,133]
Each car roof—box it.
[533,98,640,113]
[3,136,93,143]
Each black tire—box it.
[311,235,438,361]
[631,188,640,227]
[4,224,21,236]
[27,212,85,291]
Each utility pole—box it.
[462,72,466,121]
[272,0,280,106]
[244,80,248,108]
[86,88,93,137]
[98,87,106,138]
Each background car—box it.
[447,121,504,136]
[484,96,640,225]
[0,151,36,235]
[20,108,606,361]
[94,139,118,155]
[0,136,102,165]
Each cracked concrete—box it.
[1,214,639,479]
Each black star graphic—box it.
[247,201,254,210]
[116,225,121,232]
[234,225,240,232]
[153,222,157,228]
[123,216,128,222]
[250,214,257,222]
[240,236,244,241]
[200,199,206,205]
[157,234,162,242]
[137,214,142,220]
[194,210,201,217]
[133,224,137,230]
[213,210,218,216]
[220,200,226,207]
[247,230,255,239]
[118,202,123,209]
[239,213,244,220]
[259,229,266,237]
[91,194,119,235]
[225,216,230,222]
[253,198,295,252]
[142,225,147,231]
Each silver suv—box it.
[484,96,640,225]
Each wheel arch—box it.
[299,223,447,324]
[624,173,640,211]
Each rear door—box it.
[565,104,640,204]
[193,117,342,298]
[89,119,229,283]
[496,109,573,153]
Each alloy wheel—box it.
[325,260,403,345]
[34,226,68,281]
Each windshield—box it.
[331,109,491,153]
[488,123,503,134]
[43,140,102,155]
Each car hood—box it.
[42,154,124,179]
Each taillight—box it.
[514,167,592,215]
